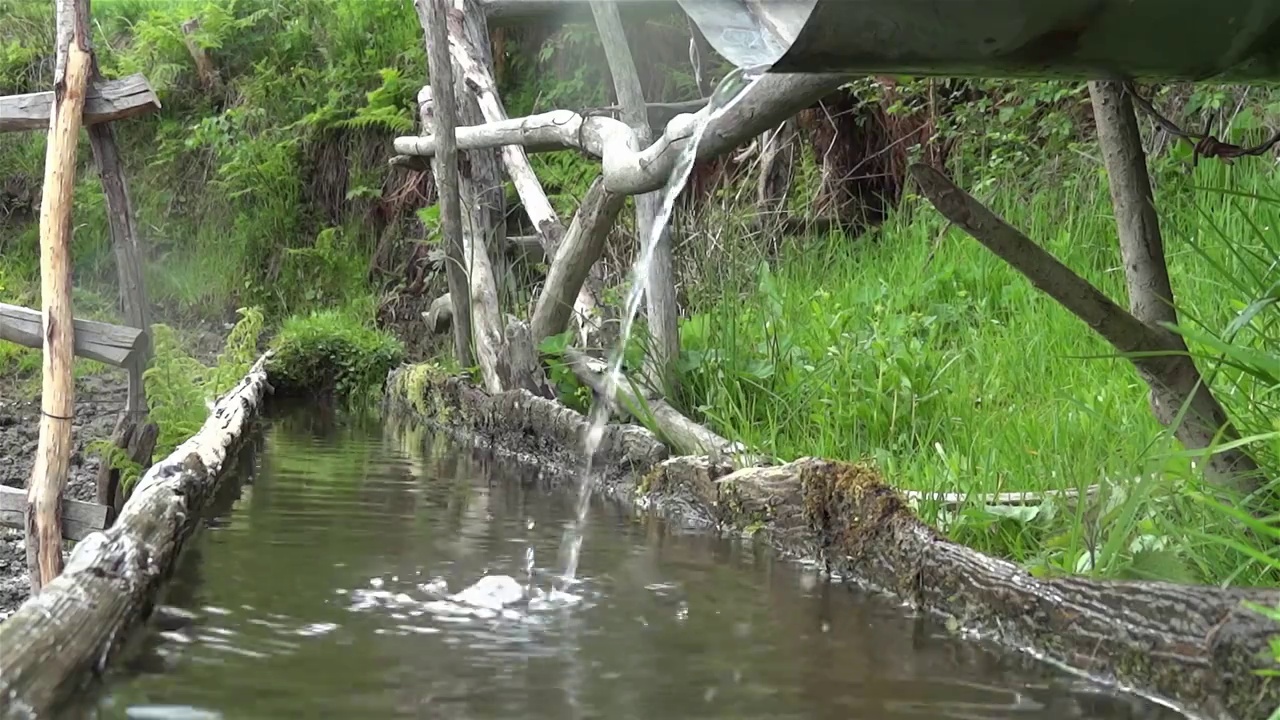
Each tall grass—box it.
[674,156,1280,586]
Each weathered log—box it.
[648,457,1280,720]
[1089,81,1260,495]
[562,348,762,465]
[28,0,93,593]
[0,354,272,716]
[393,72,848,196]
[590,0,680,385]
[0,74,159,134]
[0,487,108,542]
[418,7,474,367]
[502,318,555,400]
[530,177,626,345]
[0,302,145,368]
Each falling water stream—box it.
[559,65,769,586]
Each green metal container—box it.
[678,0,1280,81]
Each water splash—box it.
[558,65,769,586]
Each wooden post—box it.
[180,18,221,93]
[419,0,474,367]
[589,0,679,388]
[28,0,93,593]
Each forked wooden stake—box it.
[27,0,93,593]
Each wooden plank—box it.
[0,486,109,542]
[0,302,144,368]
[0,74,160,134]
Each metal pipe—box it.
[678,0,1280,82]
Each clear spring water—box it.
[561,64,769,586]
[89,411,1185,719]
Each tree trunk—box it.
[27,0,92,594]
[1088,81,1261,495]
[590,0,679,387]
[417,0,473,367]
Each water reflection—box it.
[94,410,1184,720]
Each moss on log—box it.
[386,369,1280,720]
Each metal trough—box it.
[677,0,1280,81]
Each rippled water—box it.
[91,409,1184,720]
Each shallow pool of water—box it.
[92,409,1183,720]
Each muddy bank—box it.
[0,323,228,621]
[385,364,1280,720]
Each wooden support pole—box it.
[419,0,474,368]
[28,0,93,594]
[590,0,680,386]
[0,487,108,542]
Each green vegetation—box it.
[1,0,1277,598]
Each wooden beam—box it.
[0,74,160,134]
[0,303,144,368]
[0,487,108,542]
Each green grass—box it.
[674,157,1280,586]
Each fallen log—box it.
[0,302,145,368]
[385,368,1280,720]
[0,353,273,716]
[0,487,108,541]
[0,74,159,134]
[393,71,848,196]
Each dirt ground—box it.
[0,326,228,621]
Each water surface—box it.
[96,410,1184,720]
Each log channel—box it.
[0,354,273,717]
[384,365,1280,720]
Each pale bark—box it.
[0,74,159,133]
[909,163,1261,496]
[440,2,603,343]
[180,18,221,92]
[393,72,848,196]
[590,0,679,386]
[563,348,762,465]
[443,0,509,394]
[1089,81,1260,495]
[417,2,473,367]
[530,177,625,345]
[0,355,272,716]
[27,0,92,593]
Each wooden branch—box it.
[911,162,1263,497]
[394,72,848,196]
[418,6,474,368]
[0,303,144,368]
[1089,81,1260,495]
[590,0,679,383]
[28,0,93,593]
[0,74,159,134]
[531,177,625,345]
[0,487,107,541]
[0,354,272,716]
[908,165,1178,357]
[563,348,763,465]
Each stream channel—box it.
[90,407,1186,719]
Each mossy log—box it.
[386,368,1280,719]
[0,354,273,717]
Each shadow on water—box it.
[86,406,1186,720]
